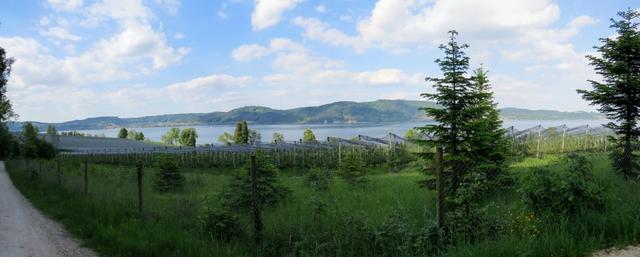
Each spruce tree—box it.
[419,30,475,188]
[467,66,509,186]
[577,9,640,178]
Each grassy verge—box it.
[5,154,640,257]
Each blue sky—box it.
[0,0,638,122]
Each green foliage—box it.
[248,129,261,145]
[199,208,242,242]
[220,153,290,211]
[0,45,15,123]
[418,32,511,234]
[117,128,128,139]
[233,121,249,144]
[46,125,57,135]
[179,128,198,147]
[272,132,285,144]
[305,167,333,192]
[303,128,317,143]
[127,130,145,141]
[522,154,606,216]
[0,123,16,159]
[218,132,233,146]
[161,127,180,145]
[20,122,56,160]
[153,155,185,193]
[338,151,367,186]
[577,9,640,178]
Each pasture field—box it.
[6,152,640,257]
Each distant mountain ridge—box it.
[7,99,604,131]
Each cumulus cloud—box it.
[251,0,303,30]
[155,0,181,15]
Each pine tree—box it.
[577,9,640,178]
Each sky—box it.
[0,0,638,123]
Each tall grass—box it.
[5,153,640,257]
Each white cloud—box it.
[40,26,82,41]
[357,0,560,48]
[231,44,271,61]
[166,75,252,91]
[292,16,368,52]
[155,0,181,15]
[251,0,303,30]
[47,0,84,11]
[315,5,326,13]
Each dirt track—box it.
[0,162,96,257]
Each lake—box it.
[71,120,608,145]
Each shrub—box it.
[153,155,185,193]
[200,208,243,241]
[521,154,606,216]
[305,168,333,192]
[221,153,290,210]
[338,151,367,187]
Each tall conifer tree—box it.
[577,9,640,178]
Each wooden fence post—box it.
[435,146,445,229]
[57,159,62,185]
[250,154,263,248]
[136,162,144,212]
[84,158,88,195]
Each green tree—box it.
[179,128,198,147]
[338,151,367,186]
[272,132,285,144]
[127,130,145,141]
[46,124,60,147]
[220,152,291,244]
[233,121,249,144]
[418,31,494,228]
[0,124,15,159]
[0,46,15,159]
[117,128,128,139]
[467,66,510,186]
[577,9,640,178]
[0,44,15,123]
[248,129,261,145]
[153,155,185,192]
[46,125,57,135]
[161,127,180,145]
[20,122,55,160]
[303,128,317,143]
[218,132,233,146]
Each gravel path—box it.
[0,162,97,257]
[593,246,640,257]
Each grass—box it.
[5,153,640,257]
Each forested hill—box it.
[9,100,604,131]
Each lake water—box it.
[72,120,608,145]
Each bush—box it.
[338,151,367,187]
[305,168,333,192]
[153,155,185,192]
[521,154,606,216]
[200,208,243,241]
